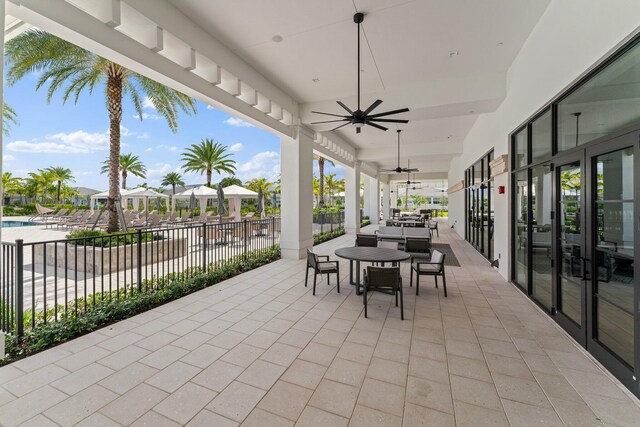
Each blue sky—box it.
[2,64,343,191]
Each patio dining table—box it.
[335,247,410,295]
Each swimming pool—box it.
[1,221,42,228]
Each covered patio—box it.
[0,223,637,426]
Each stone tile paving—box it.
[1,223,639,426]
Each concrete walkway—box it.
[0,224,638,426]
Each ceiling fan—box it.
[380,130,419,174]
[311,12,410,134]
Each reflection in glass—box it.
[558,41,640,151]
[514,171,528,289]
[594,148,634,368]
[557,163,582,325]
[514,129,528,168]
[532,110,552,162]
[531,164,552,310]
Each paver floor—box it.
[1,222,639,426]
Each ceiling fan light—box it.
[354,122,365,128]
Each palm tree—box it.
[100,153,147,190]
[2,103,18,136]
[6,30,197,232]
[218,176,242,188]
[312,177,320,206]
[45,166,75,202]
[161,172,185,195]
[245,178,272,200]
[26,169,55,202]
[181,139,236,187]
[324,174,340,207]
[314,155,334,208]
[1,172,21,205]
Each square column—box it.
[362,176,372,219]
[280,125,314,259]
[367,176,380,224]
[344,161,361,234]
[381,178,390,220]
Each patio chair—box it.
[376,241,399,266]
[305,249,340,296]
[363,266,404,320]
[410,249,447,297]
[405,236,431,261]
[428,220,439,237]
[355,233,378,247]
[243,212,255,220]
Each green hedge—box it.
[313,227,345,245]
[1,246,280,365]
[66,230,160,247]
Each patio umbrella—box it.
[271,192,277,210]
[156,197,162,211]
[257,188,265,219]
[189,191,196,211]
[217,184,225,219]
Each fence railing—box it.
[312,210,345,235]
[0,217,281,337]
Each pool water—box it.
[1,221,42,228]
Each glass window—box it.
[514,129,528,168]
[558,41,640,151]
[513,170,529,289]
[530,163,553,310]
[532,110,552,162]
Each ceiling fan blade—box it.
[362,99,383,116]
[403,168,419,172]
[311,119,349,124]
[312,111,350,118]
[336,101,354,115]
[366,122,388,131]
[330,122,351,132]
[368,107,410,118]
[368,118,409,123]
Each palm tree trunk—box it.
[122,171,127,190]
[172,184,176,195]
[207,169,212,187]
[57,180,62,202]
[318,157,325,208]
[106,68,123,233]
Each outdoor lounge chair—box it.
[363,266,404,320]
[410,249,447,297]
[305,249,340,296]
[31,203,55,221]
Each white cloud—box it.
[143,97,155,110]
[236,151,280,181]
[229,143,243,152]
[148,163,173,177]
[133,112,161,120]
[119,125,136,136]
[206,105,215,110]
[224,117,254,128]
[168,146,178,152]
[7,140,88,154]
[145,147,153,152]
[3,154,15,162]
[137,132,150,139]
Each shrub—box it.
[65,229,160,247]
[314,227,345,245]
[1,245,280,364]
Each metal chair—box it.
[355,233,378,247]
[376,241,399,266]
[363,266,404,320]
[305,249,340,296]
[410,249,447,297]
[428,220,439,237]
[404,236,431,261]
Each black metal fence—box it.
[312,210,345,235]
[0,217,280,337]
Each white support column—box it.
[368,177,380,225]
[362,177,372,219]
[280,125,314,259]
[381,178,390,220]
[0,0,5,249]
[344,161,361,234]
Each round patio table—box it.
[335,247,410,295]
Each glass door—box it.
[585,133,638,392]
[554,155,586,344]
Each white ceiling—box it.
[164,1,551,173]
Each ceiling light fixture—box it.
[449,51,459,57]
[311,13,410,134]
[271,35,283,43]
[312,78,320,83]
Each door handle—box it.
[580,257,590,281]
